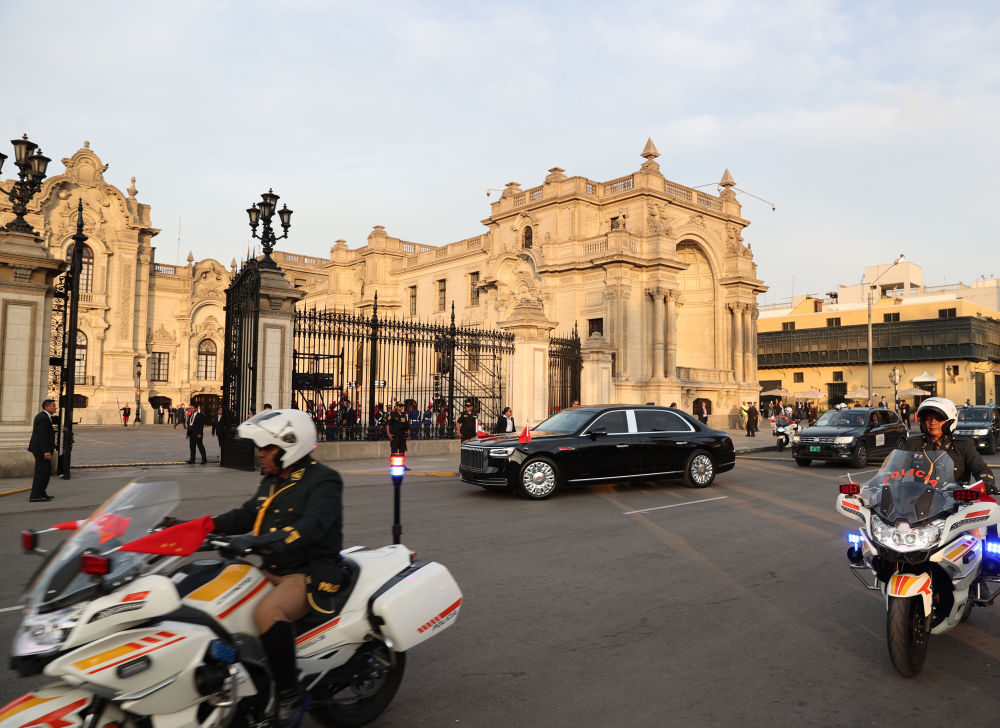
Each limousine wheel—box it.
[683,450,715,488]
[518,458,560,499]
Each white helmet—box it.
[916,397,958,436]
[237,409,316,469]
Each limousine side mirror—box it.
[589,427,608,440]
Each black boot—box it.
[259,621,306,728]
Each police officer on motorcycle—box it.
[904,397,996,493]
[212,409,344,728]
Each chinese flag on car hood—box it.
[518,422,532,443]
[116,516,215,556]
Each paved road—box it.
[1,455,999,726]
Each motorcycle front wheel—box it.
[886,596,930,677]
[309,648,406,727]
[776,436,787,451]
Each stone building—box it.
[278,140,767,425]
[0,142,226,425]
[0,139,767,428]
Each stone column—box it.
[0,229,66,476]
[648,287,665,378]
[742,305,753,386]
[666,290,678,379]
[581,334,615,404]
[748,306,759,386]
[256,267,305,412]
[730,304,743,382]
[498,299,557,426]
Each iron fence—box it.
[293,296,514,440]
[548,326,582,415]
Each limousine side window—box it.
[589,410,628,434]
[635,410,690,433]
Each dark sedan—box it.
[954,405,1000,455]
[791,407,907,468]
[458,405,736,499]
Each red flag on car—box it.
[116,516,215,556]
[518,422,532,443]
[476,418,487,437]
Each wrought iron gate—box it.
[292,297,514,439]
[548,327,582,415]
[220,259,261,469]
[47,201,85,478]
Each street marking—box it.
[0,487,30,497]
[0,605,22,614]
[621,496,728,515]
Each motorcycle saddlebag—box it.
[370,561,462,652]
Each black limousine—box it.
[459,405,736,499]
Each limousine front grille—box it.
[461,447,488,471]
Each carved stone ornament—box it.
[151,323,176,345]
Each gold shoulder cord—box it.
[252,479,296,535]
[920,446,947,486]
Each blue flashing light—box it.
[986,541,1000,556]
[847,533,862,545]
[390,466,405,478]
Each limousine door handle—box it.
[616,443,629,448]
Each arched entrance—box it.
[692,397,712,423]
[675,242,716,370]
[191,393,221,422]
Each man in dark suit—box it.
[186,404,207,464]
[27,399,57,502]
[493,406,516,434]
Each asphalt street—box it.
[1,453,1000,727]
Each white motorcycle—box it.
[772,415,799,452]
[836,449,1000,676]
[1,479,462,727]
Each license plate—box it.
[809,446,821,452]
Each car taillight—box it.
[81,554,111,575]
[953,489,981,501]
[839,483,861,494]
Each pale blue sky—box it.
[4,0,998,302]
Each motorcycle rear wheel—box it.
[886,596,929,677]
[309,648,406,727]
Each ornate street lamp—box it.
[134,361,142,425]
[246,188,292,268]
[0,134,51,234]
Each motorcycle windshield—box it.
[23,480,180,612]
[860,450,957,525]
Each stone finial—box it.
[641,138,659,160]
[545,167,567,183]
[501,181,521,199]
[720,168,736,188]
[83,140,90,148]
[187,251,194,264]
[640,138,661,173]
[230,258,237,271]
[127,176,137,199]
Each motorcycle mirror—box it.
[839,483,861,495]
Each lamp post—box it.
[867,254,906,405]
[134,361,142,425]
[889,366,901,414]
[246,188,292,268]
[0,134,51,234]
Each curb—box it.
[734,446,779,455]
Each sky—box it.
[4,0,998,304]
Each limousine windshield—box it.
[533,408,599,435]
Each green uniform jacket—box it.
[904,434,997,493]
[212,457,343,574]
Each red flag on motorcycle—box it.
[51,520,84,531]
[518,422,532,443]
[116,516,215,556]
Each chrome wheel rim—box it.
[522,461,556,497]
[690,454,713,485]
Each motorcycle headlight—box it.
[834,436,855,444]
[14,604,84,655]
[489,447,515,458]
[791,434,800,443]
[869,518,943,553]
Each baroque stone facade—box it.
[0,143,225,424]
[0,140,766,428]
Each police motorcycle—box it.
[836,449,1000,676]
[771,415,799,452]
[2,476,462,728]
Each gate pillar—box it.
[256,267,304,412]
[0,229,65,477]
[498,299,556,426]
[581,334,615,405]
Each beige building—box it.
[758,261,1000,407]
[1,139,767,427]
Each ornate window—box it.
[66,243,94,293]
[197,339,217,380]
[522,227,533,249]
[437,279,446,311]
[74,330,87,385]
[469,272,480,306]
[150,352,169,382]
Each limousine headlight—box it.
[834,436,855,445]
[489,447,515,458]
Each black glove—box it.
[219,531,285,558]
[157,516,186,530]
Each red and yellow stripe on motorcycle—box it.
[888,572,933,616]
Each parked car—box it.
[791,407,907,468]
[954,405,1000,455]
[458,405,736,499]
